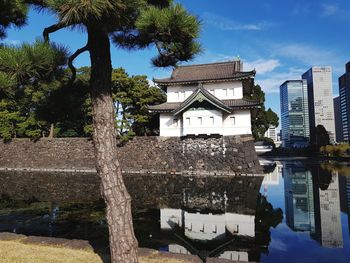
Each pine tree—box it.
[27,1,201,262]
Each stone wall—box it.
[0,135,262,175]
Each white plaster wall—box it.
[166,81,243,103]
[160,110,252,137]
[182,109,222,136]
[160,208,183,230]
[219,251,249,262]
[222,110,252,136]
[168,244,191,255]
[204,82,243,100]
[167,85,197,102]
[184,212,227,241]
[225,213,255,237]
[159,113,182,137]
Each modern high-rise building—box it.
[264,126,278,142]
[334,96,343,142]
[280,80,310,148]
[302,67,336,142]
[338,62,350,142]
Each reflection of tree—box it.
[310,165,332,191]
[255,194,283,253]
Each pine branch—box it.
[68,45,89,85]
[43,23,66,42]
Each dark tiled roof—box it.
[154,61,255,85]
[148,98,261,113]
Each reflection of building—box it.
[302,67,336,142]
[262,162,282,197]
[280,80,310,148]
[263,162,282,186]
[313,173,343,248]
[283,164,315,231]
[161,209,255,241]
[338,62,350,142]
[283,164,344,248]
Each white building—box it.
[149,61,260,137]
[264,126,278,142]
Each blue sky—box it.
[4,0,350,120]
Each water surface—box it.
[0,160,349,262]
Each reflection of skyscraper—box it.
[284,163,315,231]
[313,173,343,248]
[338,174,350,236]
[347,177,350,236]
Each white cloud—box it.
[244,59,280,74]
[272,43,344,75]
[320,3,350,19]
[256,67,305,94]
[291,4,311,16]
[203,12,272,31]
[321,4,340,17]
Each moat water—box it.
[0,159,350,262]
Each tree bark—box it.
[88,27,138,263]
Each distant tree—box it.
[0,0,28,40]
[249,84,279,140]
[112,69,166,139]
[311,124,330,151]
[0,41,66,140]
[27,1,201,262]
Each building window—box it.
[198,117,202,126]
[173,118,178,127]
[186,117,191,126]
[177,91,180,99]
[181,91,185,99]
[210,116,214,125]
[224,89,228,96]
[230,116,236,125]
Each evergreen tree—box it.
[26,1,201,262]
[0,0,28,40]
[0,41,66,140]
[249,84,279,140]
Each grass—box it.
[0,240,187,263]
[0,240,102,263]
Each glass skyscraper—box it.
[338,62,350,142]
[280,80,310,148]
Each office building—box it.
[334,96,343,142]
[264,126,278,142]
[280,80,310,148]
[338,62,350,142]
[302,67,336,142]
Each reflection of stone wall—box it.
[0,171,263,213]
[0,135,261,175]
[0,171,100,203]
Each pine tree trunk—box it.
[88,27,138,263]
